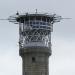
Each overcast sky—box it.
[0,0,75,75]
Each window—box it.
[42,22,45,25]
[33,22,35,24]
[36,22,39,24]
[36,16,41,20]
[42,17,46,22]
[40,22,43,25]
[32,57,36,62]
[30,21,32,24]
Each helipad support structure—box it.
[9,12,62,75]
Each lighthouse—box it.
[8,11,62,75]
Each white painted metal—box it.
[8,12,62,49]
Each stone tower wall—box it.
[20,47,51,75]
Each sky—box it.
[0,0,75,75]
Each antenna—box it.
[52,15,71,23]
[0,19,8,20]
[0,13,71,24]
[61,18,72,20]
[35,9,37,13]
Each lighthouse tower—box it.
[9,11,62,75]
